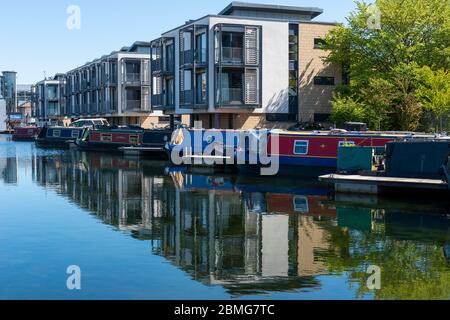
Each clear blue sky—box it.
[0,0,357,84]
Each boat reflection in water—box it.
[32,151,450,299]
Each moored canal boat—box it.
[12,126,40,141]
[35,126,85,148]
[119,129,172,159]
[75,127,144,153]
[166,128,428,175]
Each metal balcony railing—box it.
[222,47,243,64]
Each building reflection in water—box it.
[32,151,450,298]
[0,157,18,185]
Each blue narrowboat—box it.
[166,128,425,175]
[36,126,84,149]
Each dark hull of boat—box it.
[35,138,73,149]
[75,140,127,153]
[12,136,36,142]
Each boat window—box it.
[72,130,80,138]
[339,141,356,147]
[28,129,34,135]
[53,130,61,138]
[293,140,309,155]
[293,196,309,213]
[129,135,139,144]
[101,133,113,142]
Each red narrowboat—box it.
[12,126,40,141]
[259,130,429,174]
[75,127,144,152]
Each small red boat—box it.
[12,126,41,141]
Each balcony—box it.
[221,47,243,64]
[151,94,162,107]
[180,90,193,106]
[180,50,194,66]
[125,100,141,111]
[220,88,243,105]
[124,73,141,85]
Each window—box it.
[266,114,297,122]
[196,72,207,104]
[339,141,356,147]
[314,76,335,86]
[196,33,207,63]
[53,130,61,138]
[314,38,327,49]
[101,134,112,142]
[129,135,139,144]
[294,140,309,155]
[72,130,80,138]
[294,196,309,213]
[314,113,331,122]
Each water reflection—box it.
[25,150,450,299]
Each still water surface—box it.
[1,135,449,300]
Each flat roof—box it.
[219,1,323,19]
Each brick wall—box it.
[298,23,342,123]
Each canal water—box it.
[1,135,449,300]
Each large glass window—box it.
[166,78,174,106]
[196,33,207,63]
[221,32,244,63]
[220,69,243,104]
[196,72,207,104]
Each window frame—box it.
[100,133,113,142]
[339,141,356,147]
[53,130,61,138]
[293,140,309,155]
[72,130,80,138]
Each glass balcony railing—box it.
[221,47,243,64]
[124,73,141,84]
[152,94,163,107]
[220,88,243,104]
[125,100,141,111]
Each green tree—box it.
[415,66,450,132]
[330,95,367,127]
[360,78,396,130]
[325,0,450,131]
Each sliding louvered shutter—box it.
[141,60,149,84]
[245,27,259,65]
[245,68,258,104]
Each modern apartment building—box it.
[63,42,164,128]
[150,2,342,129]
[32,42,165,128]
[0,71,17,115]
[32,74,66,121]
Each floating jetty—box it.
[319,173,448,194]
[320,139,450,195]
